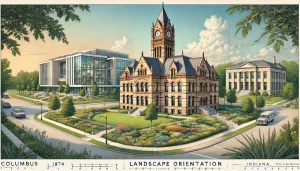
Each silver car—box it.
[11,109,26,118]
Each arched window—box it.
[214,84,217,92]
[200,97,203,106]
[178,82,182,92]
[178,96,182,106]
[171,96,175,106]
[165,82,168,92]
[210,84,212,92]
[130,83,133,92]
[141,96,144,106]
[136,96,139,105]
[123,95,125,103]
[214,95,216,103]
[145,69,147,75]
[154,82,158,92]
[188,82,191,92]
[188,96,191,107]
[165,96,168,106]
[126,83,129,92]
[171,68,176,79]
[192,82,195,92]
[145,96,148,106]
[125,72,128,79]
[192,96,195,106]
[200,83,203,92]
[126,95,129,104]
[123,84,125,91]
[136,83,139,92]
[155,96,159,105]
[141,82,144,92]
[131,95,133,104]
[210,95,212,104]
[171,82,175,92]
[204,83,207,92]
[145,83,148,92]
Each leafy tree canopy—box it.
[227,5,298,53]
[215,62,232,97]
[1,5,90,56]
[256,96,265,109]
[1,59,12,97]
[48,95,61,112]
[242,97,254,113]
[281,60,299,95]
[145,103,158,129]
[64,84,70,94]
[92,84,99,96]
[281,82,296,101]
[61,97,75,121]
[79,88,86,97]
[227,89,237,105]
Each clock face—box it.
[155,30,161,38]
[167,31,171,37]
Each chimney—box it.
[272,56,276,64]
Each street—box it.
[2,98,298,159]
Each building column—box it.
[243,72,246,90]
[237,72,240,91]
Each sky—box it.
[2,4,299,76]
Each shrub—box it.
[119,109,128,114]
[262,91,269,96]
[249,90,255,96]
[128,130,141,138]
[107,105,120,109]
[154,133,170,143]
[242,97,254,113]
[165,125,187,132]
[116,124,132,134]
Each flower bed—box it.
[219,109,262,125]
[104,115,228,147]
[45,112,112,134]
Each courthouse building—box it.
[119,5,219,115]
[225,56,286,95]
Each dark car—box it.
[2,102,11,108]
[3,95,9,98]
[11,109,26,118]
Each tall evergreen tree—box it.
[80,88,86,97]
[92,84,99,96]
[227,89,237,106]
[58,83,63,95]
[64,84,70,95]
[48,95,61,113]
[144,104,158,129]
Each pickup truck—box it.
[256,111,275,126]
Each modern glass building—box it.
[39,49,135,95]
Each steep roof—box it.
[226,60,286,70]
[157,6,169,26]
[143,57,162,76]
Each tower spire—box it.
[162,1,164,8]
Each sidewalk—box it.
[38,113,255,152]
[14,94,47,103]
[1,124,43,159]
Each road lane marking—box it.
[214,145,223,149]
[190,152,217,159]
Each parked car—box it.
[11,109,26,118]
[3,95,9,98]
[256,111,275,126]
[2,102,11,108]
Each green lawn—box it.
[92,112,175,129]
[237,95,285,105]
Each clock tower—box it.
[151,4,175,64]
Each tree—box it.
[20,84,25,93]
[226,89,237,106]
[1,5,90,56]
[48,95,61,113]
[16,84,21,93]
[222,129,295,159]
[227,5,298,53]
[92,84,99,96]
[58,83,63,95]
[215,62,232,99]
[26,85,31,92]
[64,84,70,95]
[80,88,86,97]
[61,97,75,121]
[36,84,41,92]
[46,88,51,94]
[281,82,296,102]
[144,103,158,129]
[112,88,119,99]
[1,59,12,97]
[104,90,109,98]
[262,91,269,96]
[256,96,265,110]
[242,97,254,113]
[281,60,299,96]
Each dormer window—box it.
[171,68,176,79]
[125,72,129,79]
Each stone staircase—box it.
[130,107,146,117]
[236,90,250,97]
[199,106,217,116]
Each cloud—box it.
[183,15,236,64]
[290,47,299,54]
[111,36,132,53]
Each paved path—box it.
[2,97,298,159]
[1,124,43,159]
[272,99,287,106]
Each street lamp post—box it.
[40,103,43,120]
[98,115,108,145]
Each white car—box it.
[256,111,275,126]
